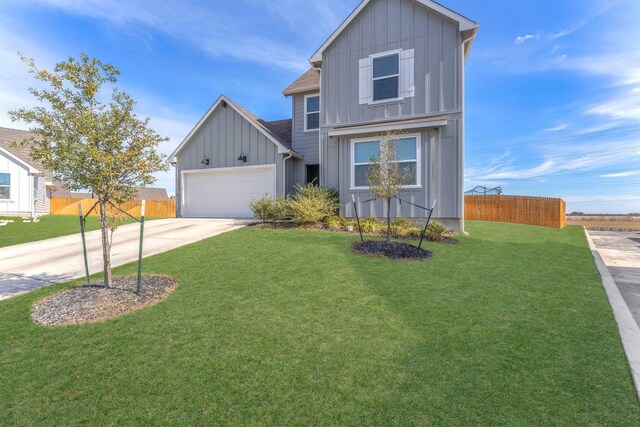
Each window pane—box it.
[306,112,320,130]
[396,137,417,161]
[0,173,9,186]
[354,165,370,187]
[354,140,379,163]
[373,77,399,101]
[306,96,319,113]
[398,162,417,186]
[373,54,399,78]
[0,186,9,199]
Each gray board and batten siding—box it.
[174,102,288,217]
[319,0,466,230]
[291,92,320,186]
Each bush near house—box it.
[249,196,290,223]
[250,183,339,225]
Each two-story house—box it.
[170,0,478,232]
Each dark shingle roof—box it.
[234,103,293,149]
[263,119,292,149]
[282,68,320,96]
[0,127,44,171]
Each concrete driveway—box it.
[588,231,640,325]
[0,218,248,300]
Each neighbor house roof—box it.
[309,0,479,65]
[169,95,300,162]
[136,187,170,200]
[51,183,170,200]
[282,68,320,96]
[0,126,43,173]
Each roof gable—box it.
[169,95,298,162]
[309,0,478,65]
[0,127,42,173]
[283,68,320,96]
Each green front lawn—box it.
[0,215,157,248]
[1,222,638,425]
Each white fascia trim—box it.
[349,133,422,190]
[303,93,320,132]
[328,119,447,138]
[0,147,39,174]
[169,95,292,159]
[309,0,477,64]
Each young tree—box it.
[9,53,168,287]
[366,132,413,241]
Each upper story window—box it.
[0,173,10,199]
[304,94,320,131]
[372,53,399,101]
[351,135,420,189]
[359,49,414,105]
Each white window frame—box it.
[350,133,422,190]
[370,49,402,105]
[0,172,10,200]
[303,93,320,132]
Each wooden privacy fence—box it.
[50,197,176,218]
[465,195,566,229]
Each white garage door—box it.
[182,165,276,218]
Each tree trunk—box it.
[99,199,113,287]
[386,197,391,242]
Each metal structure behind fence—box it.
[464,186,503,196]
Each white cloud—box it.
[24,0,313,72]
[600,170,640,178]
[545,123,570,132]
[585,88,640,122]
[514,34,540,45]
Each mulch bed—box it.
[352,240,433,261]
[32,275,178,327]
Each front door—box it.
[305,164,320,186]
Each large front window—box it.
[0,173,10,199]
[352,135,420,189]
[372,53,399,101]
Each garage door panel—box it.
[183,166,276,218]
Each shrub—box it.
[358,217,383,234]
[425,222,449,242]
[326,215,347,230]
[391,217,412,230]
[406,222,450,241]
[288,183,339,225]
[249,195,289,222]
[390,224,412,238]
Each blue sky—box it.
[0,0,638,213]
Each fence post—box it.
[78,203,90,285]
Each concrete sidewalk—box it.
[0,218,248,300]
[586,230,640,401]
[589,231,640,325]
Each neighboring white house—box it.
[0,127,52,216]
